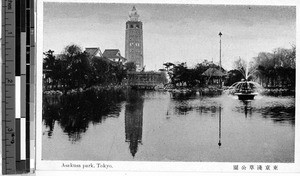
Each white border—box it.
[35,0,300,175]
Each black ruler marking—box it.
[21,0,26,32]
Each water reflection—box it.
[259,106,295,125]
[170,91,196,100]
[43,89,126,141]
[171,92,224,116]
[218,106,222,147]
[43,91,295,162]
[242,100,252,118]
[233,97,295,124]
[125,90,144,157]
[44,92,295,142]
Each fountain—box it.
[233,80,259,100]
[228,58,263,100]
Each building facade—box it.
[125,6,144,71]
[127,71,168,89]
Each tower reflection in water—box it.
[125,89,144,157]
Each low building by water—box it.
[202,67,227,87]
[127,71,168,89]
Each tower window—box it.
[136,25,139,28]
[130,25,133,28]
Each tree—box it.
[252,46,295,88]
[163,62,175,72]
[163,61,225,88]
[224,69,244,86]
[43,50,55,70]
[44,44,129,91]
[168,62,190,87]
[191,62,211,86]
[43,50,67,89]
[125,62,137,72]
[60,44,93,89]
[112,62,127,84]
[63,44,82,57]
[90,57,110,84]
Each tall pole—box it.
[219,32,222,68]
[219,32,222,88]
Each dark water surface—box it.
[42,89,295,162]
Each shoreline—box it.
[43,84,295,97]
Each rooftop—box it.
[85,47,102,58]
[103,49,120,58]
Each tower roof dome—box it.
[129,6,139,21]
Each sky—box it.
[43,2,296,70]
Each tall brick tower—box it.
[125,6,144,71]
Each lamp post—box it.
[219,32,222,87]
[219,32,222,68]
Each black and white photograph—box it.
[39,0,296,170]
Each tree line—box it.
[163,61,224,88]
[44,44,295,91]
[43,44,136,91]
[164,46,295,89]
[226,46,295,88]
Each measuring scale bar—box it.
[2,0,34,174]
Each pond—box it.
[42,89,295,162]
